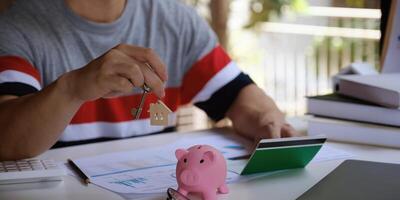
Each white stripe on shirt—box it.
[0,70,41,90]
[191,61,241,103]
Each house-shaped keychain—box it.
[148,100,173,126]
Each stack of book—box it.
[307,73,400,148]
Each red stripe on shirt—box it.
[181,45,231,104]
[0,56,41,83]
[71,87,181,124]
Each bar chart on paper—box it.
[92,163,242,194]
[94,164,178,194]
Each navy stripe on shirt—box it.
[195,72,255,121]
[0,82,38,96]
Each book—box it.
[381,0,400,73]
[338,74,400,108]
[308,117,400,148]
[307,93,400,127]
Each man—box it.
[0,0,297,160]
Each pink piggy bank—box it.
[175,145,229,200]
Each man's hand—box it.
[226,84,299,141]
[61,44,168,103]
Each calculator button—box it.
[43,161,55,166]
[29,161,41,165]
[4,165,16,169]
[31,162,42,165]
[6,167,17,171]
[5,166,17,169]
[18,164,30,168]
[32,165,44,170]
[17,162,28,166]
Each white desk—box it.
[1,118,400,200]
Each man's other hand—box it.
[226,84,299,141]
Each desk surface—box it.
[1,117,400,200]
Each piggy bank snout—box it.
[179,170,199,186]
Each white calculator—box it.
[0,159,66,184]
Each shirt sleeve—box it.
[179,5,254,121]
[195,72,254,121]
[0,19,41,96]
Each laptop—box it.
[297,159,400,200]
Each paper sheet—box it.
[70,134,353,199]
[72,134,250,195]
[73,134,250,174]
[310,145,353,164]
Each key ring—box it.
[166,188,190,200]
[142,83,151,93]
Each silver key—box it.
[131,84,151,119]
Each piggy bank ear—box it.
[204,151,216,162]
[175,149,188,160]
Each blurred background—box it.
[177,0,382,131]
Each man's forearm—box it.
[0,73,83,160]
[226,84,285,139]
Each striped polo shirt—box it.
[0,0,253,142]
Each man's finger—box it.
[140,62,165,98]
[104,49,145,87]
[281,124,300,137]
[267,122,281,139]
[116,63,145,88]
[107,76,135,95]
[114,44,168,82]
[104,91,124,98]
